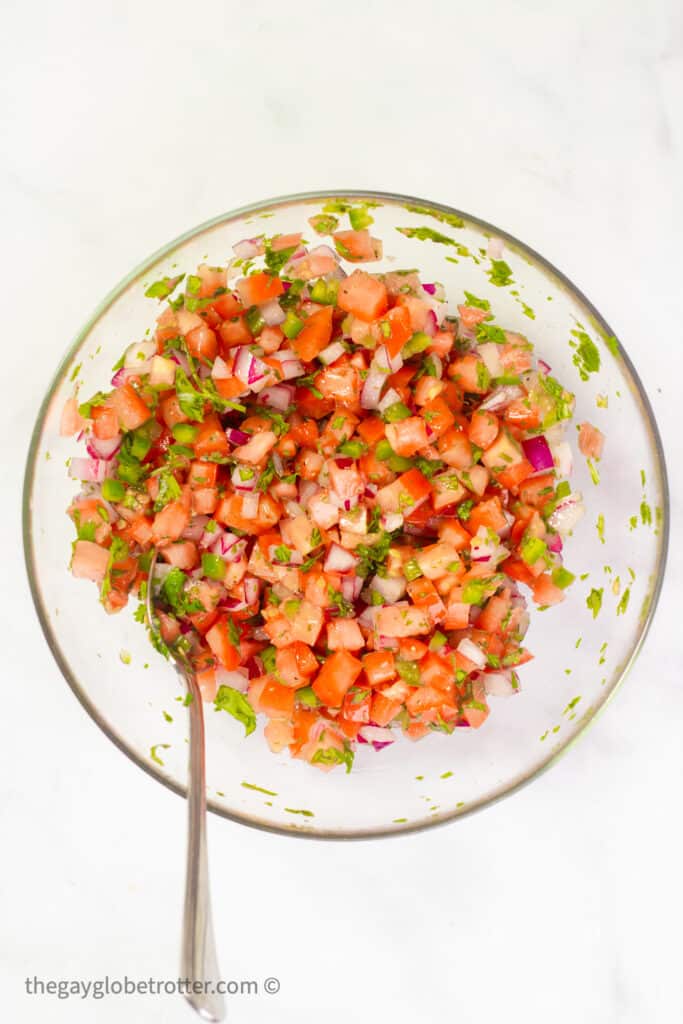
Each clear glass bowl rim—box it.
[22,189,671,841]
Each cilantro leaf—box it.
[214,686,256,736]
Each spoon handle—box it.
[181,670,225,1022]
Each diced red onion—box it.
[68,457,107,483]
[324,543,359,574]
[424,309,438,337]
[278,359,305,381]
[226,427,250,446]
[232,237,264,259]
[359,725,394,745]
[110,368,128,388]
[231,465,259,492]
[422,282,436,295]
[522,435,554,472]
[211,531,243,557]
[182,515,210,542]
[376,634,399,651]
[537,358,552,376]
[381,513,404,532]
[547,533,563,553]
[167,350,191,375]
[233,346,266,387]
[86,434,122,461]
[257,385,294,411]
[200,523,224,549]
[243,577,260,606]
[259,299,286,327]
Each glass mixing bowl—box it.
[23,191,669,838]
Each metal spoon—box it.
[146,552,225,1022]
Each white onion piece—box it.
[370,574,406,604]
[381,513,404,532]
[324,543,359,574]
[358,605,380,631]
[487,236,504,259]
[259,299,286,327]
[456,638,487,669]
[482,670,517,697]
[124,339,156,369]
[361,365,388,410]
[211,355,232,381]
[478,385,523,412]
[298,479,320,508]
[241,492,260,519]
[318,341,345,366]
[429,354,443,379]
[359,725,394,744]
[216,667,249,692]
[548,492,585,535]
[477,343,504,379]
[551,440,573,478]
[149,355,177,389]
[377,387,401,415]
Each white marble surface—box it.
[1,2,682,1021]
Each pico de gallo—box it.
[61,216,587,772]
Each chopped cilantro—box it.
[214,686,256,736]
[586,588,603,619]
[487,259,514,287]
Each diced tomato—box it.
[327,618,364,651]
[235,273,284,307]
[70,540,110,582]
[91,404,120,440]
[291,306,333,362]
[108,383,152,431]
[312,650,363,707]
[468,410,499,449]
[578,421,605,460]
[333,229,379,262]
[206,617,241,670]
[194,415,230,458]
[379,305,413,358]
[259,679,295,717]
[370,692,403,727]
[337,270,388,321]
[448,354,490,395]
[385,417,428,458]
